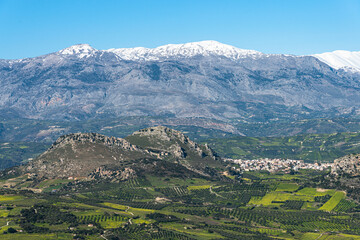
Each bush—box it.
[7,227,17,233]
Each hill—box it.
[1,147,360,239]
[10,126,224,180]
[4,130,360,171]
[125,126,221,172]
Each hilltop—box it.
[6,126,224,181]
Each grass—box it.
[72,209,105,217]
[249,192,314,206]
[0,195,23,202]
[0,226,11,234]
[337,234,360,240]
[297,188,336,196]
[55,202,97,210]
[102,202,155,216]
[35,179,72,189]
[161,222,223,239]
[0,233,74,239]
[0,210,9,217]
[203,131,360,162]
[275,183,299,192]
[100,220,124,229]
[252,228,284,236]
[247,171,305,180]
[147,176,211,188]
[187,185,210,190]
[102,202,127,211]
[132,219,151,224]
[319,192,346,212]
[316,234,360,240]
[301,232,322,240]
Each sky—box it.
[0,0,359,59]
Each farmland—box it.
[204,131,360,162]
[0,169,359,239]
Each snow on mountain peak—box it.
[58,44,97,58]
[56,41,360,72]
[106,40,261,61]
[313,50,360,72]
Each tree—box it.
[7,228,17,233]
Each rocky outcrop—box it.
[331,154,360,176]
[88,166,137,181]
[44,132,141,154]
[130,126,218,160]
[126,126,223,176]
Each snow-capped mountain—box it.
[106,40,262,61]
[1,40,360,126]
[52,40,263,61]
[58,44,98,58]
[313,50,360,72]
[53,41,360,72]
[55,41,360,72]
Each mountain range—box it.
[1,40,360,139]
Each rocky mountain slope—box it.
[126,126,221,174]
[13,126,223,179]
[331,154,360,176]
[1,41,360,124]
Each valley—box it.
[0,127,360,239]
[4,128,360,170]
[2,1,360,239]
[0,164,359,239]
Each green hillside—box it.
[204,132,360,162]
[3,131,360,171]
[0,142,49,169]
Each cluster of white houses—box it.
[226,158,333,172]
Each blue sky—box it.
[0,0,359,59]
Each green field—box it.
[276,183,299,192]
[0,195,23,202]
[297,187,336,196]
[249,191,314,206]
[187,185,210,190]
[204,131,360,162]
[319,192,346,211]
[0,162,359,239]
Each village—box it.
[226,158,333,173]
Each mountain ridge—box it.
[6,40,359,71]
[1,40,360,134]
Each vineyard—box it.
[1,169,360,239]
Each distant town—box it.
[225,158,332,173]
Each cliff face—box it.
[20,126,223,179]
